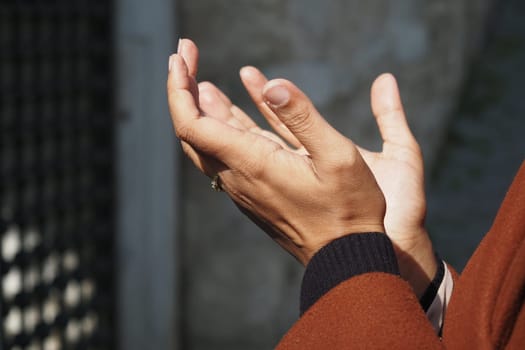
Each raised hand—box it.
[360,75,437,297]
[240,66,436,297]
[168,39,386,265]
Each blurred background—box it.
[1,0,524,349]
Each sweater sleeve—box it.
[277,162,525,349]
[301,234,454,335]
[300,233,399,314]
[278,232,444,349]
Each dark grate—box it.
[1,1,114,349]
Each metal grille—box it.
[1,1,114,349]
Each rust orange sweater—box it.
[277,162,525,349]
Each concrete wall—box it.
[178,1,492,348]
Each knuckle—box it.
[239,140,280,180]
[241,158,265,180]
[247,160,265,179]
[331,158,355,175]
[174,123,193,143]
[284,106,315,133]
[328,144,359,173]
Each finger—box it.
[197,81,294,151]
[370,73,417,147]
[198,86,292,150]
[210,86,261,131]
[180,141,222,177]
[207,82,233,106]
[168,55,281,170]
[198,82,246,130]
[176,39,200,104]
[180,141,234,195]
[199,71,299,151]
[240,66,302,148]
[178,114,270,171]
[226,103,295,150]
[230,104,261,130]
[198,81,257,131]
[167,54,201,121]
[262,79,352,163]
[178,38,199,78]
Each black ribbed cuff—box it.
[419,253,444,312]
[300,233,399,314]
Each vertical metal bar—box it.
[115,0,179,349]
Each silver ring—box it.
[211,174,224,192]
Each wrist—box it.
[392,227,438,298]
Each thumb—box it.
[370,73,416,147]
[262,79,350,162]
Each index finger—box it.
[167,54,201,120]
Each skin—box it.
[168,39,436,297]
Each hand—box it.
[168,39,386,265]
[241,67,437,297]
[240,67,436,297]
[360,75,437,297]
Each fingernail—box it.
[264,85,290,108]
[168,55,174,72]
[199,88,214,105]
[239,66,248,78]
[177,38,183,54]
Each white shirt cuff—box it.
[426,261,454,335]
